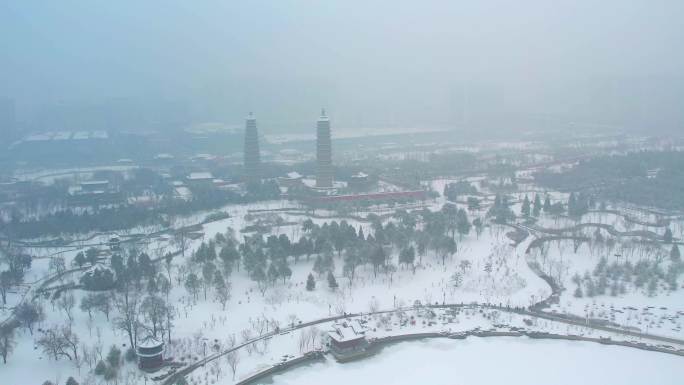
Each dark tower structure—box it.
[243,112,260,182]
[316,108,333,188]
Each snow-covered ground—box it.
[531,236,684,339]
[265,337,684,385]
[4,174,684,385]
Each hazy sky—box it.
[1,1,683,132]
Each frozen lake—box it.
[261,337,684,385]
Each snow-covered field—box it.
[265,337,683,385]
[4,171,684,385]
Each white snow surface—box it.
[265,337,684,385]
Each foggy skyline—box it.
[1,1,683,134]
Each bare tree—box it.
[368,297,380,313]
[0,271,13,306]
[37,325,79,361]
[173,230,190,258]
[0,325,16,364]
[140,295,166,338]
[226,350,240,380]
[298,329,310,353]
[58,292,76,324]
[113,287,141,349]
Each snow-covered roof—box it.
[286,171,303,179]
[192,153,216,161]
[187,172,214,180]
[80,180,109,186]
[328,322,366,343]
[83,263,112,276]
[175,187,192,200]
[137,336,163,349]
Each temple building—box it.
[327,320,368,362]
[136,336,164,369]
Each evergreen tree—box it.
[610,282,619,296]
[201,262,217,298]
[106,345,121,368]
[306,273,316,291]
[86,247,99,265]
[585,279,596,297]
[111,253,124,276]
[370,246,386,277]
[94,360,106,375]
[0,324,15,364]
[327,271,338,290]
[398,246,416,269]
[664,228,673,243]
[648,277,658,296]
[532,194,542,217]
[671,244,681,262]
[312,255,325,277]
[456,209,471,239]
[277,259,292,283]
[568,193,577,216]
[74,252,86,268]
[267,263,279,285]
[214,272,230,310]
[543,195,551,212]
[251,266,267,295]
[219,244,240,273]
[573,286,583,298]
[521,195,531,216]
[184,273,200,300]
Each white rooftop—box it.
[187,172,214,180]
[137,336,163,349]
[328,321,366,343]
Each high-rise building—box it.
[243,112,261,182]
[316,108,333,188]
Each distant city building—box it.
[278,171,304,188]
[186,172,215,188]
[316,109,333,188]
[79,180,110,193]
[68,179,123,206]
[243,112,261,182]
[348,172,372,190]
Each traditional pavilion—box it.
[136,336,164,369]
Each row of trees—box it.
[2,179,282,239]
[573,246,683,299]
[181,203,482,302]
